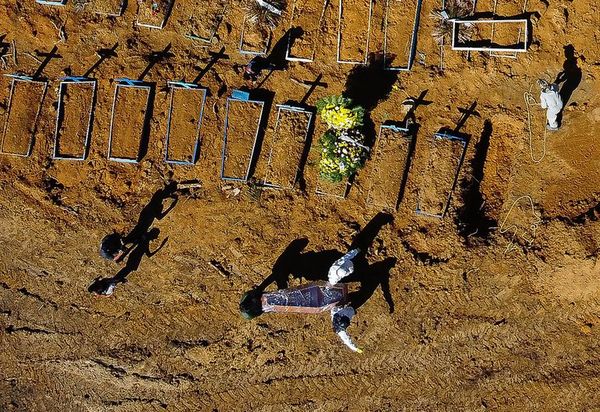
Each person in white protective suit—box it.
[538,79,563,131]
[327,248,362,353]
[239,248,364,353]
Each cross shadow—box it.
[123,181,179,245]
[554,44,582,111]
[33,45,62,80]
[136,83,155,162]
[83,43,118,78]
[244,88,275,181]
[400,89,432,127]
[253,212,395,312]
[437,101,479,138]
[299,73,327,106]
[193,46,229,84]
[138,43,174,81]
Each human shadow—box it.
[123,181,178,245]
[456,119,496,240]
[554,44,582,110]
[267,26,303,71]
[114,228,168,283]
[254,27,304,89]
[255,212,394,295]
[347,257,396,313]
[343,53,399,147]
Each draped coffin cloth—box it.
[262,282,348,314]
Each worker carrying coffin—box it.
[239,249,363,353]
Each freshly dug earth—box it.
[222,99,264,179]
[1,0,600,410]
[288,0,327,61]
[1,78,46,156]
[137,0,173,28]
[109,85,150,161]
[417,134,466,217]
[55,81,95,159]
[165,86,205,163]
[367,126,411,210]
[263,107,311,188]
[338,0,372,63]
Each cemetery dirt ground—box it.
[1,0,600,410]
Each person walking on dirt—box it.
[538,79,563,131]
[99,232,128,263]
[234,57,276,87]
[239,249,364,353]
[98,181,179,263]
[90,228,167,297]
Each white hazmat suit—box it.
[539,83,563,130]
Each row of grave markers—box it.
[0,74,468,217]
[34,0,529,67]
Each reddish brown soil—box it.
[137,0,173,28]
[338,0,371,63]
[366,126,411,210]
[263,107,311,188]
[1,79,46,156]
[417,134,466,217]
[165,86,204,163]
[1,0,600,410]
[222,99,263,179]
[384,0,420,68]
[55,81,95,158]
[288,0,327,60]
[109,85,150,161]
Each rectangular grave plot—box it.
[53,79,96,160]
[165,83,207,165]
[240,17,271,55]
[91,0,126,16]
[287,0,328,62]
[492,0,528,56]
[264,106,313,189]
[416,133,467,218]
[383,0,423,70]
[137,0,174,29]
[367,125,412,209]
[186,1,227,42]
[36,0,67,5]
[1,77,48,157]
[108,82,152,163]
[221,98,265,181]
[337,0,373,64]
[452,19,528,52]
